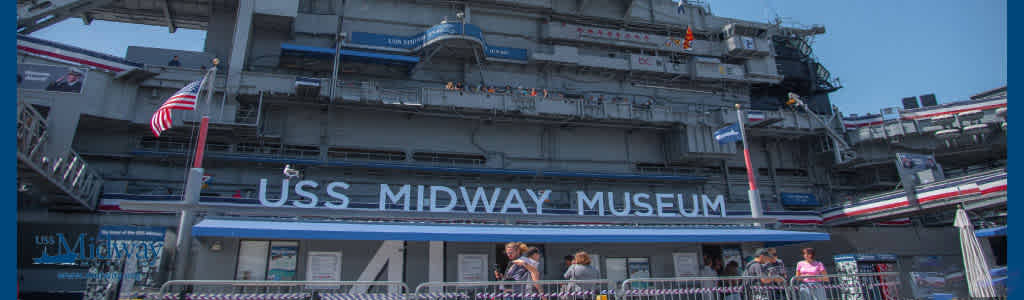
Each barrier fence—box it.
[140,273,918,300]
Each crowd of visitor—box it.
[494,243,830,300]
[443,81,656,109]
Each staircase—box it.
[17,100,103,210]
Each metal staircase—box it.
[17,100,104,210]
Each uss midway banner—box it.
[256,179,728,218]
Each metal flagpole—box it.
[173,58,219,280]
[735,104,763,221]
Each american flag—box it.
[150,78,206,137]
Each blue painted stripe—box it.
[976,226,1007,238]
[192,219,830,243]
[129,150,707,182]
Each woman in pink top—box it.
[795,248,827,300]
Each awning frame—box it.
[192,218,831,243]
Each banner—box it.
[349,23,528,61]
[895,153,945,185]
[780,193,819,206]
[17,63,88,93]
[714,124,742,144]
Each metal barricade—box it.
[788,272,902,300]
[621,276,788,300]
[154,280,410,300]
[415,280,615,300]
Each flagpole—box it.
[735,104,763,221]
[192,58,219,169]
[174,58,219,281]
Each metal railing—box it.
[415,279,615,300]
[17,101,104,209]
[152,280,410,300]
[121,273,912,300]
[788,272,902,300]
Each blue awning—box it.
[193,219,831,243]
[976,225,1007,238]
[281,43,419,64]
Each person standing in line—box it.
[743,249,784,300]
[766,248,788,299]
[698,255,718,300]
[795,248,828,300]
[719,261,742,300]
[563,251,601,297]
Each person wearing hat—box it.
[743,248,784,300]
[45,67,84,93]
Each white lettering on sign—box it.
[255,179,727,218]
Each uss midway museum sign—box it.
[256,178,728,217]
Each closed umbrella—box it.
[954,207,997,298]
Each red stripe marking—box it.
[17,45,126,72]
[823,199,909,222]
[901,103,1007,120]
[917,190,958,203]
[980,185,1007,194]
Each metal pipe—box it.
[330,31,343,103]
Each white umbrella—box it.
[954,207,997,298]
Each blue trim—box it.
[193,219,830,243]
[976,226,1007,238]
[281,43,420,64]
[129,150,707,182]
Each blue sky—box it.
[29,0,1005,115]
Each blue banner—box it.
[713,124,742,144]
[349,23,529,61]
[780,192,819,206]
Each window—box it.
[235,240,299,281]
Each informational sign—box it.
[780,193,819,207]
[18,63,88,93]
[267,241,298,281]
[895,153,945,185]
[605,258,628,283]
[306,251,342,286]
[741,37,756,50]
[349,23,528,61]
[236,241,269,280]
[457,254,487,282]
[672,253,699,277]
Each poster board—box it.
[457,254,487,282]
[306,251,342,289]
[17,63,89,94]
[267,241,298,280]
[236,241,269,280]
[672,253,699,277]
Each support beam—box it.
[352,241,405,293]
[17,0,114,34]
[162,0,177,33]
[225,0,255,118]
[428,241,444,293]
